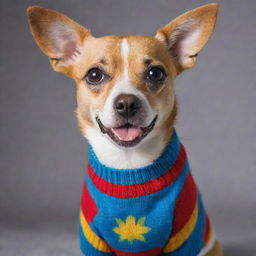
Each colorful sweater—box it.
[79,130,213,256]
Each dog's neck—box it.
[86,126,173,169]
[87,128,180,184]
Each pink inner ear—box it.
[168,30,185,59]
[63,41,81,61]
[168,24,201,65]
[48,21,81,65]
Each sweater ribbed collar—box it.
[88,129,181,185]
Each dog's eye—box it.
[85,68,105,85]
[146,67,166,83]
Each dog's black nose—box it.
[114,94,141,118]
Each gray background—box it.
[0,0,256,255]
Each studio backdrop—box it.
[0,0,256,255]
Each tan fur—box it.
[27,4,222,255]
[205,241,224,256]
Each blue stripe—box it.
[88,129,181,185]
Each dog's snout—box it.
[114,94,141,118]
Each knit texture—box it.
[79,130,212,256]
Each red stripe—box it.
[203,215,211,243]
[81,183,98,223]
[88,144,187,198]
[111,247,162,256]
[171,172,197,236]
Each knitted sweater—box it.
[79,130,212,256]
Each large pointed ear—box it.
[27,6,91,73]
[155,3,218,71]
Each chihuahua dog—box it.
[28,3,223,256]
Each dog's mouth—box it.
[96,116,158,147]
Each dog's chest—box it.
[85,174,184,251]
[79,131,209,255]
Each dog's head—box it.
[27,4,217,165]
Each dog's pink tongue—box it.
[111,127,141,141]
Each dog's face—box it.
[28,4,217,151]
[74,35,178,148]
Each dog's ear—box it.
[27,6,91,73]
[155,3,218,72]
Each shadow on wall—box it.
[223,243,256,256]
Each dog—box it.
[27,3,223,256]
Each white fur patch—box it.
[86,125,165,169]
[99,39,154,128]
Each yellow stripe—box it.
[80,209,111,253]
[163,201,198,253]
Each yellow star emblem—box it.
[113,215,151,243]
